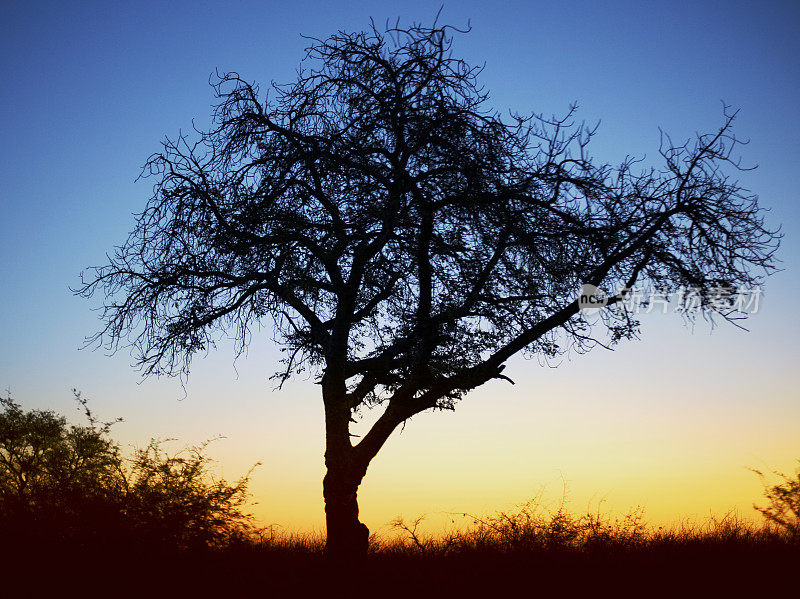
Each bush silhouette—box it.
[122,437,258,548]
[0,391,258,550]
[752,461,800,538]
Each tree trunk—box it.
[323,460,369,559]
[321,379,409,559]
[322,378,370,560]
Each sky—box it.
[1,0,799,536]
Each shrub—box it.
[0,391,123,542]
[0,391,258,550]
[122,437,258,548]
[752,461,800,538]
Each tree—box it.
[76,19,780,558]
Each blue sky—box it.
[1,1,798,532]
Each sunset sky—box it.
[1,1,798,536]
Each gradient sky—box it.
[1,1,799,536]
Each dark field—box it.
[4,508,798,596]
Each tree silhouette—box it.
[77,19,780,558]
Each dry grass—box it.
[379,501,790,556]
[5,496,797,595]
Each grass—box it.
[242,505,797,594]
[4,495,798,595]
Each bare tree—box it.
[77,19,780,558]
